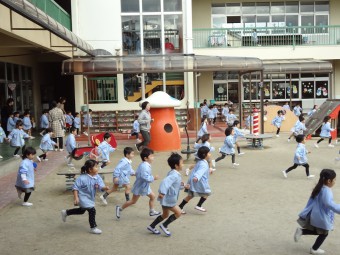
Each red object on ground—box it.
[253,108,259,135]
[148,108,181,151]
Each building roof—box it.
[61,55,264,75]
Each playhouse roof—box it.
[139,91,181,108]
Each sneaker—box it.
[90,227,102,234]
[43,159,48,161]
[67,163,74,167]
[238,152,245,156]
[159,223,171,236]
[61,210,67,222]
[307,175,315,179]
[288,138,290,142]
[134,144,140,152]
[195,206,207,212]
[232,163,239,168]
[127,134,131,139]
[328,144,335,148]
[22,202,33,206]
[115,205,122,219]
[310,248,325,254]
[282,170,287,178]
[276,134,280,137]
[0,155,3,159]
[314,143,319,148]
[13,154,20,157]
[181,209,186,214]
[211,159,216,168]
[83,131,88,136]
[294,227,302,242]
[36,156,41,162]
[147,226,161,235]
[149,210,161,216]
[185,168,190,176]
[59,149,64,152]
[136,139,142,143]
[100,194,108,205]
[211,168,216,172]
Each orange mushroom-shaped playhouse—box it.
[141,91,181,151]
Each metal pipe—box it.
[83,76,90,146]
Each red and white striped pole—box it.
[253,108,259,136]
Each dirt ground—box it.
[1,134,340,255]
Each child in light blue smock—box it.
[0,126,6,143]
[73,112,80,135]
[315,116,334,148]
[293,104,302,117]
[7,120,31,157]
[196,117,208,143]
[245,114,253,130]
[226,109,237,127]
[147,153,190,236]
[282,135,314,179]
[15,147,37,206]
[207,105,214,125]
[83,109,93,127]
[39,110,49,136]
[65,111,74,132]
[13,111,21,124]
[215,127,239,167]
[22,110,32,136]
[129,115,140,142]
[97,132,115,169]
[115,147,160,219]
[179,146,212,213]
[37,128,57,162]
[65,127,77,166]
[233,120,245,155]
[212,104,219,125]
[61,159,109,234]
[294,169,340,254]
[100,147,135,205]
[221,103,229,122]
[288,115,306,142]
[271,110,284,137]
[7,112,15,135]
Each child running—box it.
[294,169,340,254]
[282,135,314,179]
[288,115,306,142]
[97,132,115,169]
[272,110,284,137]
[65,127,77,167]
[232,120,245,155]
[39,110,49,136]
[196,117,208,143]
[7,120,32,157]
[37,128,57,162]
[15,147,37,206]
[178,146,212,213]
[314,116,334,148]
[215,127,239,168]
[115,147,160,219]
[100,147,135,205]
[226,109,237,127]
[147,153,190,236]
[128,115,141,143]
[61,159,109,234]
[73,112,80,136]
[7,112,15,135]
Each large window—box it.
[87,77,118,104]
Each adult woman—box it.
[1,98,14,135]
[135,101,153,151]
[48,101,65,151]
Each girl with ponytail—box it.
[294,169,340,254]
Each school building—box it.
[1,0,340,130]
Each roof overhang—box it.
[263,59,333,73]
[61,55,264,75]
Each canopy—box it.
[61,55,264,75]
[263,59,333,73]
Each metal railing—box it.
[193,25,340,48]
[27,0,71,30]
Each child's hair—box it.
[233,120,240,127]
[199,103,203,107]
[45,127,53,133]
[24,110,30,116]
[22,147,36,159]
[70,127,77,133]
[295,134,305,143]
[80,159,98,174]
[167,152,182,169]
[277,110,283,115]
[225,127,233,136]
[140,147,154,161]
[75,112,79,116]
[88,109,93,113]
[201,133,210,143]
[66,110,72,114]
[141,101,149,110]
[209,105,213,109]
[197,146,210,160]
[103,132,111,140]
[9,112,14,116]
[124,146,134,156]
[134,115,138,120]
[201,117,207,123]
[224,103,228,106]
[42,109,49,114]
[13,111,19,116]
[313,105,317,110]
[229,109,234,113]
[16,119,23,128]
[298,115,305,122]
[311,169,336,199]
[323,116,331,123]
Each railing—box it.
[27,0,71,30]
[193,25,340,48]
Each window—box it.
[301,1,314,13]
[212,3,225,14]
[301,81,314,99]
[243,82,259,100]
[213,16,227,28]
[286,1,299,13]
[271,2,284,14]
[214,83,228,101]
[256,2,270,14]
[226,3,241,15]
[227,16,241,23]
[121,0,139,12]
[272,82,286,99]
[315,81,328,98]
[315,1,329,12]
[286,15,298,26]
[164,0,181,12]
[88,77,118,104]
[287,81,299,99]
[142,0,161,12]
[242,2,255,14]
